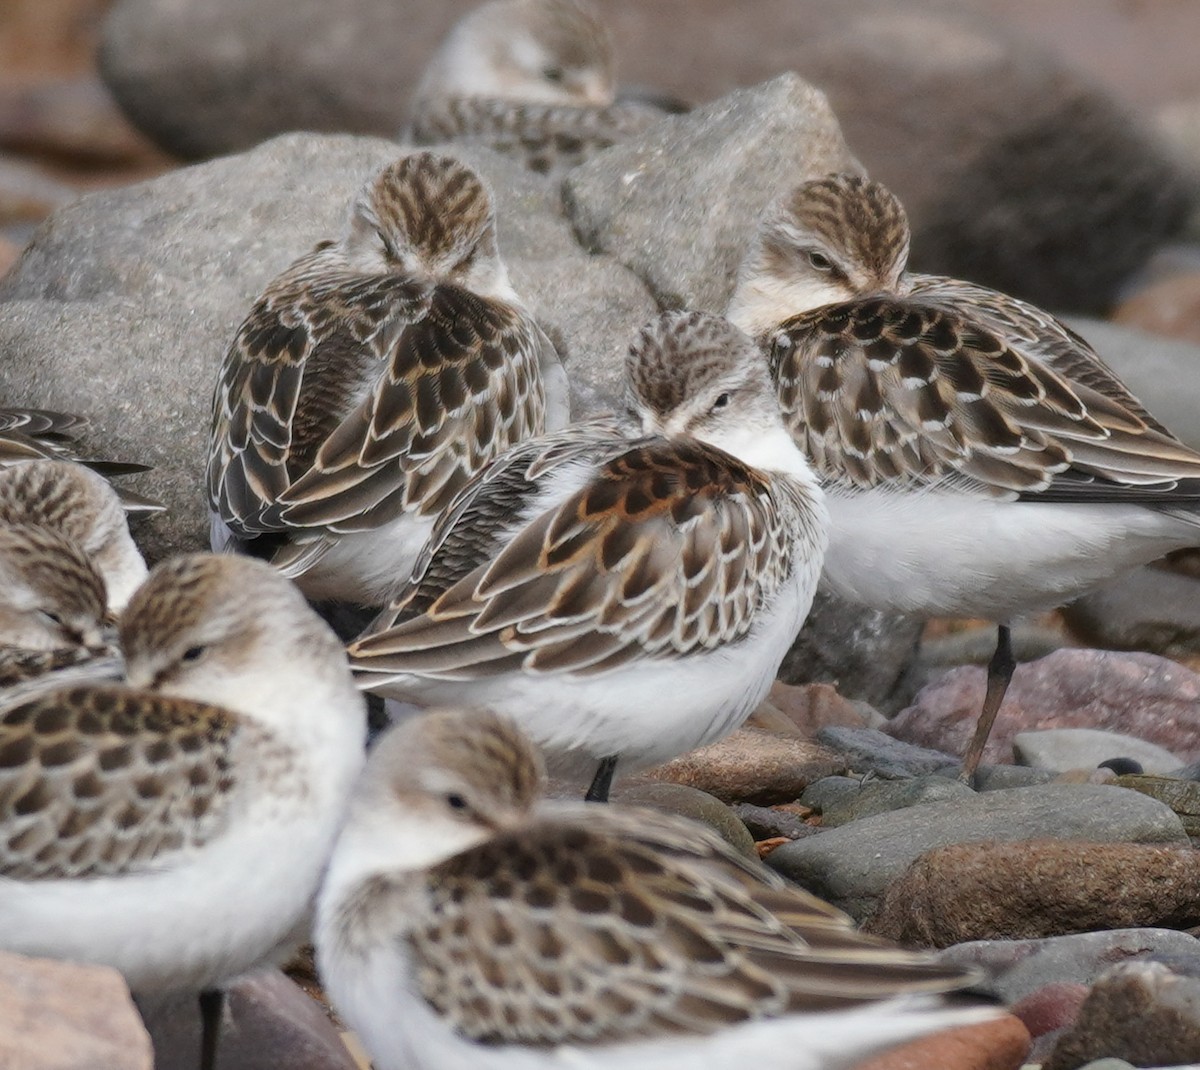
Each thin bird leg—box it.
[199,988,224,1070]
[958,624,1016,785]
[584,755,619,803]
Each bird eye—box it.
[181,645,207,664]
[710,392,732,413]
[807,250,833,272]
[445,793,469,812]
[542,65,565,83]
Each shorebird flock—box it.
[3,0,1199,1067]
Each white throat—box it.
[322,805,488,907]
[727,271,847,337]
[706,423,818,486]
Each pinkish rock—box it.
[865,840,1200,948]
[887,649,1200,765]
[639,726,846,805]
[1010,982,1090,1038]
[848,1014,1030,1070]
[0,949,152,1070]
[1113,271,1200,346]
[765,680,871,739]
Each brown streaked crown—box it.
[0,460,124,559]
[624,310,765,420]
[119,553,332,679]
[374,708,545,817]
[770,173,911,288]
[361,153,497,272]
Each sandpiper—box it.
[348,311,828,800]
[0,554,367,1069]
[728,171,1200,780]
[405,0,662,174]
[316,708,995,1070]
[207,151,569,606]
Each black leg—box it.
[584,755,619,803]
[958,624,1016,786]
[199,988,224,1070]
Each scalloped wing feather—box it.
[405,807,978,1047]
[275,285,551,535]
[349,439,794,680]
[770,294,1200,502]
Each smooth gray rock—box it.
[1064,565,1200,660]
[0,133,654,561]
[939,928,1200,1005]
[814,726,957,780]
[767,783,1188,920]
[1015,728,1186,775]
[801,774,975,828]
[99,0,468,160]
[731,802,818,843]
[563,73,862,313]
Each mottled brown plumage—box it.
[0,686,237,880]
[208,153,568,604]
[355,434,795,677]
[409,97,661,175]
[406,0,669,173]
[735,173,1200,502]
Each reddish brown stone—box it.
[865,840,1200,948]
[848,1014,1030,1070]
[887,649,1200,765]
[640,726,846,805]
[765,680,869,739]
[1009,982,1090,1038]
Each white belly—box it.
[289,514,437,606]
[371,566,821,779]
[0,790,342,996]
[821,488,1199,620]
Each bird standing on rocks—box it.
[316,708,995,1070]
[348,311,828,801]
[727,172,1200,782]
[406,0,663,174]
[208,151,569,606]
[0,554,367,1070]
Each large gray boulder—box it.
[0,133,654,560]
[563,74,861,312]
